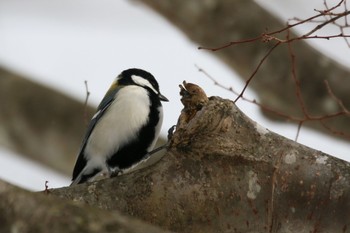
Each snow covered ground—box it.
[0,0,349,191]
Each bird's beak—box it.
[159,93,169,102]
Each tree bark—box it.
[0,67,95,174]
[48,94,350,233]
[1,83,349,232]
[138,0,350,141]
[0,180,171,233]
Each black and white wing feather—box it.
[71,85,121,185]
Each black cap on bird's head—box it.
[117,68,169,102]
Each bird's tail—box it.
[70,167,102,186]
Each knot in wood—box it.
[179,81,209,123]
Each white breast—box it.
[84,86,151,162]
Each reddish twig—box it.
[320,120,350,138]
[194,64,240,96]
[287,31,309,118]
[197,0,350,140]
[198,0,350,51]
[234,42,281,103]
[196,65,350,140]
[324,80,350,113]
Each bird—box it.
[71,68,168,185]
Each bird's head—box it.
[112,68,168,102]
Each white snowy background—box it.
[0,0,349,191]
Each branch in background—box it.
[0,67,168,174]
[233,42,281,103]
[198,0,350,141]
[199,0,350,51]
[140,0,350,142]
[196,65,350,141]
[199,0,350,141]
[0,67,95,175]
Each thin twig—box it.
[197,0,350,141]
[234,42,281,103]
[199,0,350,51]
[287,30,309,118]
[295,122,303,141]
[324,80,349,113]
[196,65,350,140]
[83,80,90,125]
[195,64,240,96]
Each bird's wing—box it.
[71,85,122,182]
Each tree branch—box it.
[138,0,350,142]
[0,67,95,174]
[1,81,349,232]
[50,92,350,233]
[0,180,171,233]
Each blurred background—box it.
[0,0,349,191]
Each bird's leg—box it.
[108,167,123,178]
[147,125,176,157]
[167,125,176,141]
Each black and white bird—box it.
[71,68,168,185]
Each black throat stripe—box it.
[106,90,162,170]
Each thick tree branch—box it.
[1,81,349,232]
[0,180,171,233]
[50,94,350,233]
[0,67,95,174]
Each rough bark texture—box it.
[0,180,171,233]
[48,96,350,233]
[0,67,95,174]
[138,0,350,141]
[0,85,349,232]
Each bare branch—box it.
[234,42,281,103]
[83,80,91,125]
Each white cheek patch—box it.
[131,75,158,94]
